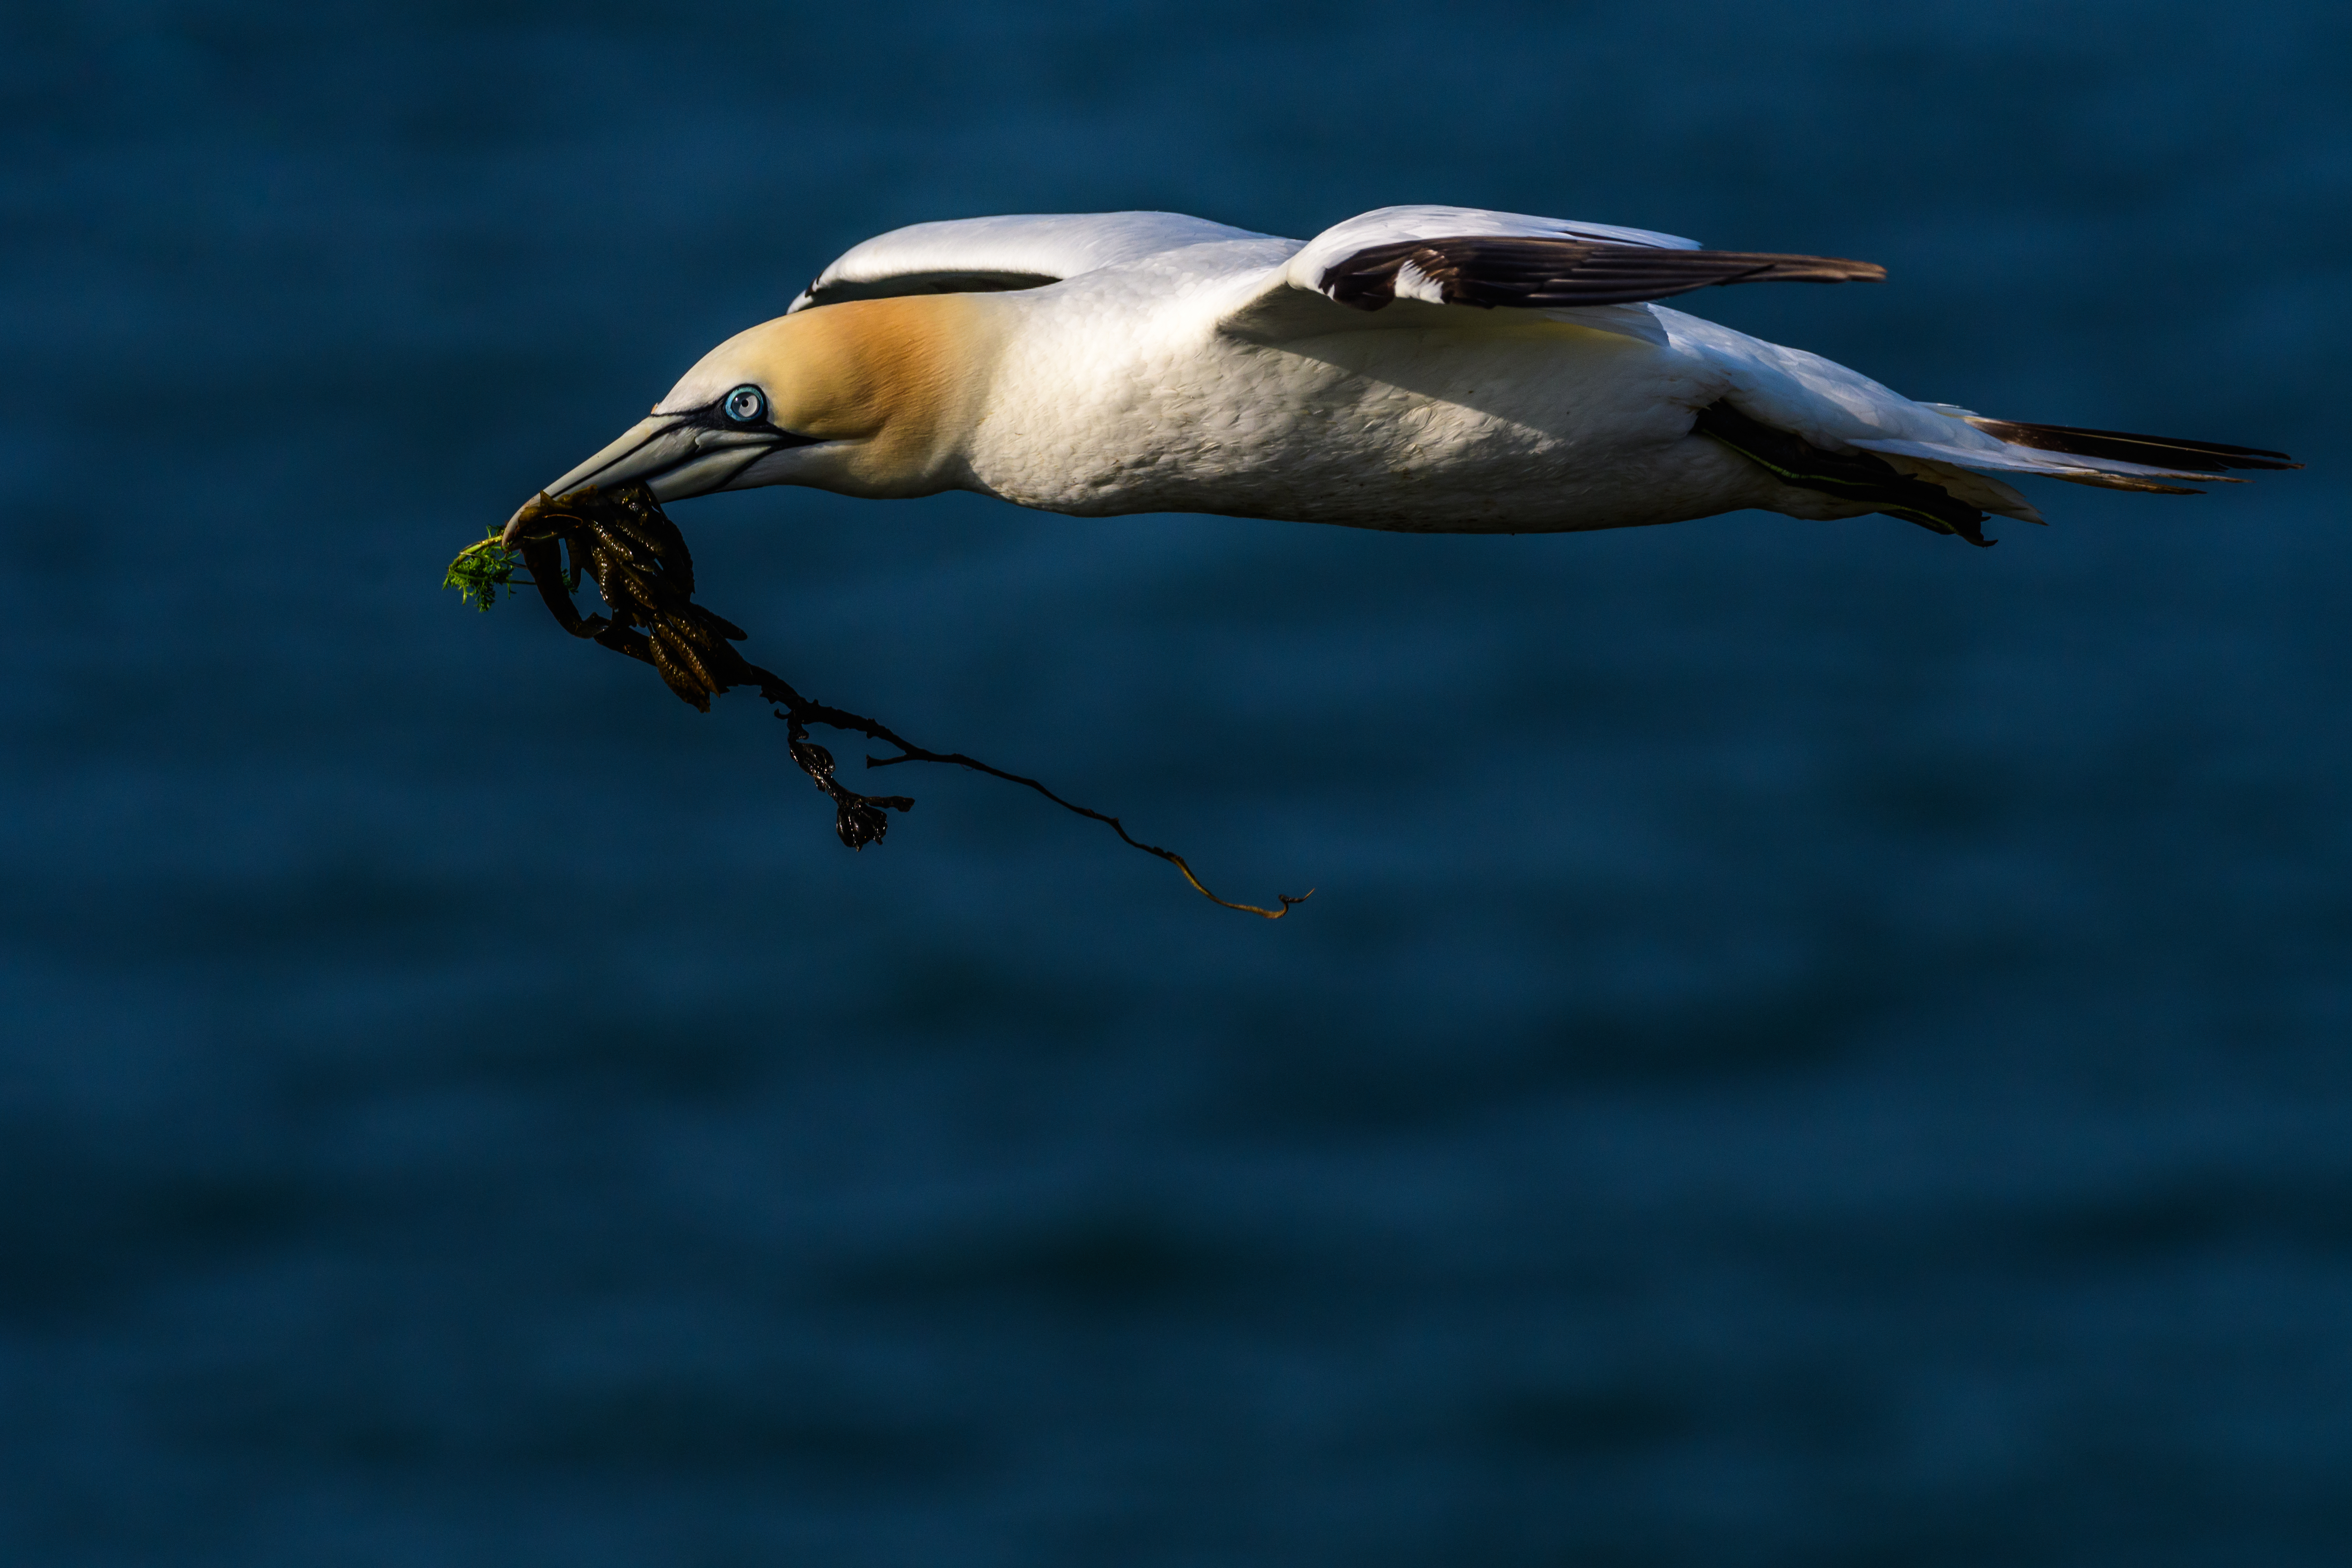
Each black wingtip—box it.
[1316,238,1888,312]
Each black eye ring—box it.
[723,385,765,424]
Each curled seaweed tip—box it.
[460,483,1308,917]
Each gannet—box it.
[512,205,2295,549]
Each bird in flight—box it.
[510,204,2295,550]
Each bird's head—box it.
[505,296,990,544]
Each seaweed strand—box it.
[486,485,1309,919]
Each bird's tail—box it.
[1697,400,2300,547]
[1844,406,2299,498]
[1949,417,2300,494]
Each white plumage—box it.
[519,205,2292,549]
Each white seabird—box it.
[513,205,2295,549]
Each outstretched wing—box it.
[788,212,1280,312]
[1220,204,1881,339]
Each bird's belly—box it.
[966,319,1769,533]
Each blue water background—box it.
[3,3,2349,1563]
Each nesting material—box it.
[448,485,1307,917]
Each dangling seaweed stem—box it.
[469,485,1310,919]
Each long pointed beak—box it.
[545,414,697,498]
[502,415,785,544]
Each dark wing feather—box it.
[1319,236,1885,311]
[1961,418,2300,473]
[798,269,1062,308]
[1691,401,1996,547]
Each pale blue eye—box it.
[724,386,764,423]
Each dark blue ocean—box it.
[4,4,2347,1563]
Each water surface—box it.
[2,4,2347,1563]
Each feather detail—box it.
[1318,237,1884,312]
[1959,418,2298,474]
[1848,436,2233,493]
[1692,400,1998,546]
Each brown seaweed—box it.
[485,484,1309,918]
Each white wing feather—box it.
[789,212,1278,311]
